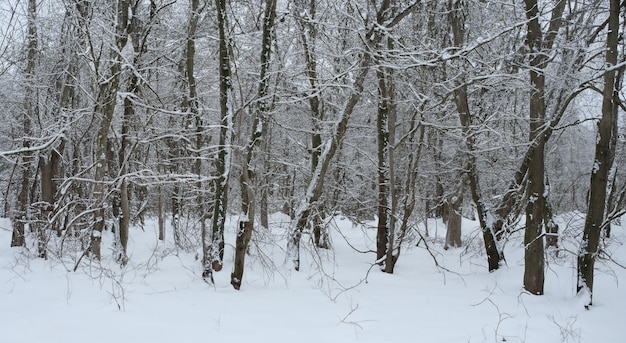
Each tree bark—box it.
[288,52,372,271]
[544,195,559,251]
[449,1,502,271]
[296,0,330,250]
[522,0,546,295]
[91,0,131,260]
[376,36,397,273]
[231,0,277,290]
[444,194,463,250]
[11,0,38,249]
[522,0,565,295]
[158,185,165,241]
[116,27,141,265]
[286,0,418,270]
[206,0,234,277]
[577,0,621,306]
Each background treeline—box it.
[0,0,624,301]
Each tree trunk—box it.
[259,150,270,229]
[91,0,131,260]
[118,178,130,265]
[522,0,566,295]
[158,185,165,241]
[231,0,277,290]
[172,183,181,246]
[38,150,63,258]
[522,0,546,295]
[116,64,138,266]
[296,0,330,250]
[444,194,463,250]
[206,0,234,277]
[376,36,397,273]
[11,0,38,249]
[232,170,255,289]
[449,1,501,271]
[544,196,559,251]
[287,1,417,270]
[577,0,620,306]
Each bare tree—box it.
[287,0,419,271]
[11,0,38,251]
[375,36,397,273]
[295,0,330,249]
[522,0,566,295]
[448,0,502,271]
[577,0,621,306]
[90,0,132,260]
[205,0,234,278]
[231,0,277,290]
[443,193,463,250]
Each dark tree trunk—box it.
[523,4,546,295]
[232,170,255,290]
[90,0,131,260]
[39,140,63,240]
[297,0,330,250]
[207,0,233,277]
[231,0,277,290]
[577,0,621,306]
[158,185,165,241]
[449,1,502,271]
[544,195,559,251]
[118,178,130,265]
[522,0,565,295]
[11,0,38,249]
[375,36,397,273]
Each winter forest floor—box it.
[1,213,625,343]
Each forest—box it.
[1,1,625,339]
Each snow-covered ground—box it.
[1,212,624,343]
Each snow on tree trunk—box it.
[522,0,565,296]
[577,0,621,307]
[231,0,277,290]
[286,0,418,271]
[90,0,131,260]
[375,37,398,273]
[444,194,463,250]
[206,0,233,278]
[11,0,38,249]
